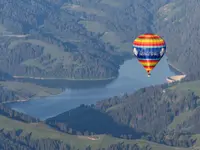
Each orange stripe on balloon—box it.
[133,41,165,46]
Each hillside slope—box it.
[0,107,191,150]
[0,102,196,150]
[1,0,200,80]
[46,81,200,149]
[0,0,121,79]
[0,0,172,80]
[155,0,200,79]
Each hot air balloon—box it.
[132,33,166,77]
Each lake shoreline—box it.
[167,62,185,75]
[3,72,119,105]
[1,99,28,104]
[12,55,132,82]
[166,61,186,83]
[4,61,181,105]
[1,91,64,104]
[6,57,178,119]
[13,76,117,81]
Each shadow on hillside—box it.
[46,105,145,139]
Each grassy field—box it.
[167,80,200,149]
[8,39,78,70]
[78,21,122,46]
[0,115,97,149]
[0,24,7,33]
[0,114,193,150]
[77,19,130,51]
[192,134,200,148]
[106,103,126,112]
[8,39,69,58]
[101,32,130,51]
[167,80,200,130]
[168,110,194,130]
[168,80,200,96]
[100,0,123,7]
[61,4,105,16]
[60,1,132,52]
[101,32,121,45]
[78,21,127,51]
[0,24,13,35]
[78,21,107,34]
[0,81,62,101]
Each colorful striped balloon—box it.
[132,33,166,77]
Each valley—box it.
[0,0,200,149]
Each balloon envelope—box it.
[132,33,166,77]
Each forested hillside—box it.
[0,0,200,80]
[0,103,193,150]
[0,0,171,80]
[0,80,62,103]
[0,0,120,79]
[97,80,200,148]
[155,0,200,79]
[1,0,200,149]
[47,80,200,149]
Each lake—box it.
[7,57,176,120]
